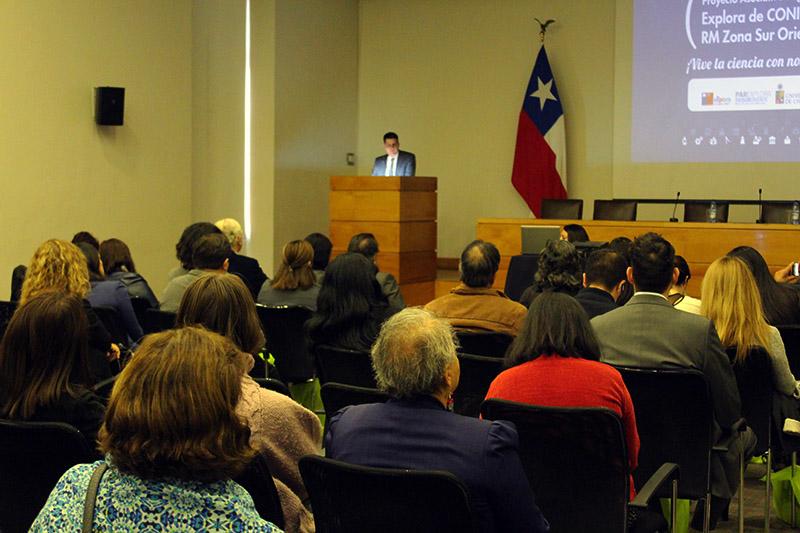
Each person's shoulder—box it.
[400,150,416,157]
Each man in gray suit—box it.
[591,232,755,529]
[371,132,416,176]
[347,232,405,312]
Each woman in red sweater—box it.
[485,291,640,500]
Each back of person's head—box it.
[371,308,457,398]
[347,233,380,261]
[534,239,582,293]
[459,240,500,288]
[562,224,589,243]
[192,233,231,271]
[727,245,798,325]
[607,236,633,260]
[99,327,255,482]
[674,255,691,287]
[215,218,244,252]
[305,232,333,271]
[629,233,675,293]
[584,249,627,290]
[272,240,316,291]
[175,222,223,270]
[175,273,264,355]
[99,238,136,274]
[21,239,90,304]
[383,131,399,142]
[701,256,771,364]
[71,231,99,250]
[506,292,601,368]
[0,291,90,419]
[77,242,105,282]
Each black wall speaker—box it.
[94,87,125,126]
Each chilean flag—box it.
[511,45,567,217]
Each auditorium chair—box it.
[129,296,153,328]
[615,367,746,533]
[0,420,95,532]
[234,454,285,529]
[0,300,17,340]
[776,325,800,379]
[253,377,292,398]
[480,401,678,533]
[314,345,377,388]
[759,202,795,224]
[142,308,176,334]
[299,455,477,533]
[453,353,504,418]
[92,305,129,346]
[454,331,513,358]
[683,201,729,223]
[540,198,583,219]
[593,200,638,221]
[320,382,390,424]
[255,305,315,384]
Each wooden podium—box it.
[329,176,437,306]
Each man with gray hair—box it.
[325,308,550,533]
[215,218,267,298]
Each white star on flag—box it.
[530,77,557,111]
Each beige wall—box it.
[357,0,616,258]
[0,0,192,299]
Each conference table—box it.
[476,218,800,298]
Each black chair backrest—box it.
[92,306,128,345]
[776,325,800,379]
[454,331,513,358]
[540,199,583,219]
[727,346,773,456]
[453,354,504,417]
[129,296,153,328]
[683,201,729,222]
[480,401,628,533]
[320,383,390,420]
[91,374,118,400]
[0,300,17,340]
[0,419,94,532]
[256,305,315,383]
[504,254,539,302]
[253,377,292,397]
[760,202,794,224]
[314,345,376,388]
[615,366,714,499]
[10,265,25,303]
[299,455,476,533]
[593,200,637,221]
[233,454,285,529]
[142,308,176,334]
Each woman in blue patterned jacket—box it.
[31,327,282,532]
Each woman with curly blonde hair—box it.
[21,239,118,382]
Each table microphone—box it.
[756,188,763,223]
[669,192,681,222]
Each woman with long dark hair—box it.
[728,246,800,325]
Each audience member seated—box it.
[486,292,639,500]
[592,233,755,529]
[78,243,143,344]
[305,232,332,283]
[176,273,321,532]
[10,264,26,302]
[325,308,550,533]
[21,239,118,382]
[307,253,395,352]
[160,233,231,312]
[99,238,159,308]
[30,327,281,532]
[574,248,628,319]
[606,236,634,305]
[346,233,405,311]
[258,240,320,310]
[425,240,526,336]
[0,291,105,447]
[668,255,701,314]
[216,218,268,298]
[560,223,589,243]
[728,245,800,325]
[168,222,223,281]
[71,230,100,250]
[519,239,582,308]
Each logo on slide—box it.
[776,85,785,105]
[702,92,714,106]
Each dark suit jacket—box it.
[227,252,268,298]
[371,150,416,176]
[326,396,549,533]
[574,287,618,319]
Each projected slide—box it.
[632,0,800,162]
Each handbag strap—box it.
[82,462,109,533]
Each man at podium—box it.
[371,131,416,176]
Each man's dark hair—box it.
[459,240,500,288]
[347,233,379,260]
[176,222,223,270]
[72,231,99,250]
[192,234,231,270]
[305,232,333,271]
[674,255,691,286]
[584,249,627,290]
[383,132,399,142]
[562,224,589,243]
[630,233,675,293]
[607,236,633,261]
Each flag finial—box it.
[534,18,555,43]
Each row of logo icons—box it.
[682,135,799,146]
